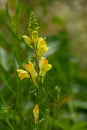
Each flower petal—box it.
[37,37,49,57]
[17,69,30,80]
[31,31,38,49]
[25,61,38,87]
[23,35,33,48]
[39,58,52,78]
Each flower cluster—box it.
[17,31,52,86]
[17,12,52,125]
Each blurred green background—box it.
[0,0,87,130]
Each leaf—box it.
[0,48,10,70]
[71,122,87,130]
[0,64,16,96]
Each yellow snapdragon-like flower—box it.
[32,31,38,49]
[23,35,33,48]
[37,37,49,57]
[33,104,39,124]
[25,61,38,87]
[39,57,52,78]
[17,69,30,80]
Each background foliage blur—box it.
[0,0,87,130]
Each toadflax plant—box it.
[17,12,52,125]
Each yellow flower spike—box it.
[25,61,38,87]
[39,57,52,80]
[22,35,33,48]
[17,69,30,80]
[33,104,39,124]
[37,37,49,57]
[31,31,38,49]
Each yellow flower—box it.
[22,35,33,48]
[25,61,38,87]
[17,69,30,80]
[33,104,39,124]
[37,37,49,57]
[31,31,38,49]
[39,57,52,78]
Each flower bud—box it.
[31,31,38,49]
[33,104,39,124]
[23,35,32,48]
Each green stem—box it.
[34,50,39,73]
[34,49,39,103]
[5,116,14,130]
[35,89,38,104]
[16,80,24,130]
[34,48,39,129]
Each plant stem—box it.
[34,48,39,129]
[5,117,14,130]
[16,80,24,130]
[34,48,39,101]
[34,50,39,73]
